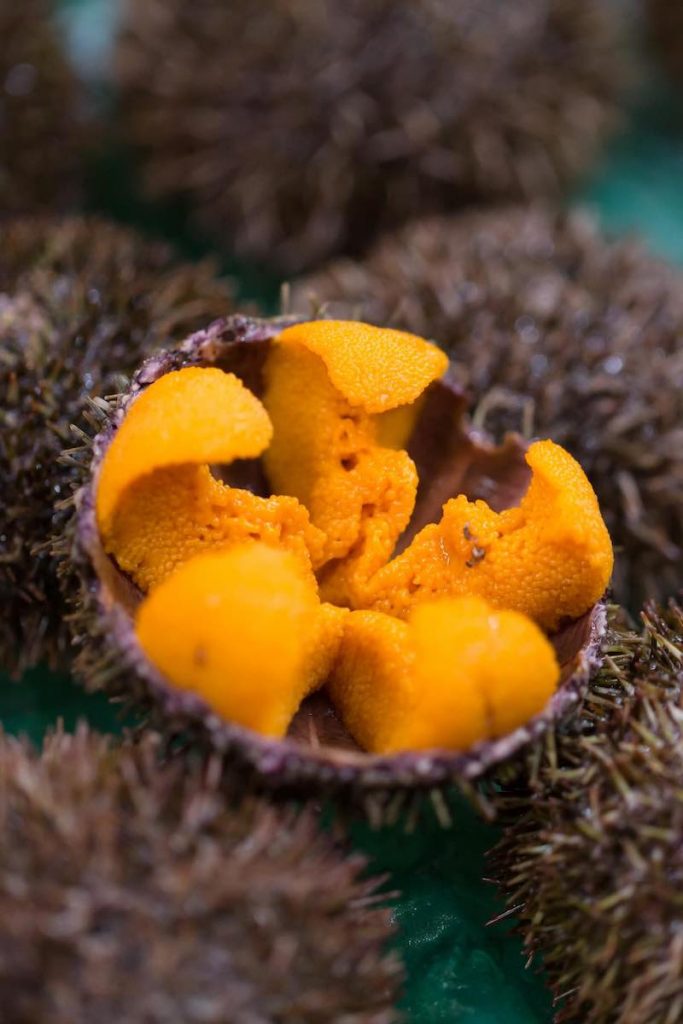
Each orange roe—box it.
[95,320,612,748]
[328,596,560,754]
[274,321,448,413]
[263,321,447,602]
[136,544,347,738]
[97,367,272,535]
[96,367,325,591]
[362,440,614,632]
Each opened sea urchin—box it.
[67,313,608,808]
[0,725,401,1023]
[294,206,683,609]
[0,218,235,676]
[115,0,625,272]
[0,0,84,213]
[489,602,683,1024]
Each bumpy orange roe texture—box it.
[96,367,325,591]
[328,596,560,754]
[97,367,272,535]
[363,440,613,632]
[263,321,447,604]
[136,544,347,738]
[275,321,449,413]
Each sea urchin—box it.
[64,313,607,811]
[0,0,84,213]
[0,217,235,676]
[115,0,625,272]
[0,724,402,1024]
[293,205,683,609]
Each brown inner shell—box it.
[92,323,598,766]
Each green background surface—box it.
[5,4,683,1021]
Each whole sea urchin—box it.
[0,725,401,1024]
[293,206,683,609]
[0,0,84,213]
[489,602,683,1024]
[0,218,235,676]
[115,0,625,272]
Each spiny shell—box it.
[489,602,683,1024]
[293,205,683,609]
[0,724,401,1023]
[115,0,626,272]
[0,217,235,676]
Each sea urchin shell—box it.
[0,724,401,1024]
[489,601,683,1024]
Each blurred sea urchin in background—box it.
[0,0,85,214]
[115,0,626,272]
[647,0,683,86]
[490,602,683,1024]
[293,205,683,609]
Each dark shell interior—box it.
[84,315,605,787]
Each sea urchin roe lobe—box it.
[363,440,614,633]
[96,367,325,591]
[275,321,449,413]
[136,544,347,738]
[104,464,326,593]
[328,597,559,754]
[262,321,446,592]
[97,367,272,535]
